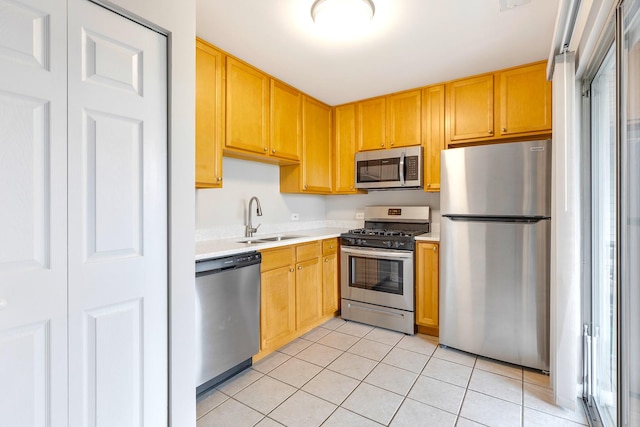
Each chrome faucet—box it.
[245,196,263,237]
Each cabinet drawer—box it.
[261,246,295,271]
[296,241,321,261]
[322,238,338,255]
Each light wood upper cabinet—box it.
[446,60,552,145]
[422,85,445,192]
[357,90,421,151]
[387,90,422,148]
[225,57,269,154]
[270,80,301,161]
[416,242,439,332]
[357,96,386,150]
[281,96,333,193]
[333,103,358,193]
[447,74,494,141]
[195,39,224,188]
[302,96,333,192]
[497,61,552,137]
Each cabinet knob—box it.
[330,245,334,249]
[298,265,302,270]
[380,143,385,147]
[290,268,294,272]
[488,129,493,134]
[426,183,431,188]
[217,177,222,182]
[272,149,276,154]
[390,142,394,146]
[502,127,507,132]
[350,186,354,191]
[264,147,268,152]
[304,184,308,190]
[433,246,437,251]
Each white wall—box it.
[196,157,441,238]
[196,157,327,237]
[326,190,441,225]
[100,0,196,425]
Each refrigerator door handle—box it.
[443,215,549,224]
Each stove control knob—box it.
[382,240,392,248]
[394,241,402,248]
[356,239,362,245]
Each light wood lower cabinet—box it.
[295,242,322,330]
[260,246,296,351]
[322,238,339,315]
[416,242,439,336]
[258,239,338,358]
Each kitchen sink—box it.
[237,235,303,244]
[254,235,302,242]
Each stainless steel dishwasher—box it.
[195,251,261,394]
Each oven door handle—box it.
[346,302,406,319]
[341,246,413,260]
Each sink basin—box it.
[254,235,302,242]
[237,235,303,244]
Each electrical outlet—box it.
[291,213,299,221]
[355,212,365,220]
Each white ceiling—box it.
[196,0,559,106]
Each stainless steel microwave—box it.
[355,146,423,189]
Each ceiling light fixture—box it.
[311,0,375,31]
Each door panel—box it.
[440,217,550,370]
[589,44,617,426]
[622,2,640,424]
[67,1,167,426]
[0,0,67,426]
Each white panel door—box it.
[67,1,168,426]
[0,0,68,426]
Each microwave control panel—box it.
[406,156,419,180]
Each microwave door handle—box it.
[399,152,405,186]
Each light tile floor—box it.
[197,318,588,427]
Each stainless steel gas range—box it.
[340,206,430,334]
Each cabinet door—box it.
[301,96,333,192]
[416,243,439,328]
[270,79,300,161]
[322,253,339,316]
[387,90,421,148]
[195,40,224,188]
[295,257,322,330]
[422,85,445,192]
[448,74,494,141]
[497,62,552,137]
[261,265,296,350]
[357,97,386,150]
[334,103,358,193]
[226,57,269,154]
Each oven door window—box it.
[357,158,400,183]
[348,255,404,295]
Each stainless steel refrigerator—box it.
[440,140,551,371]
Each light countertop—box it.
[195,227,349,261]
[415,230,440,243]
